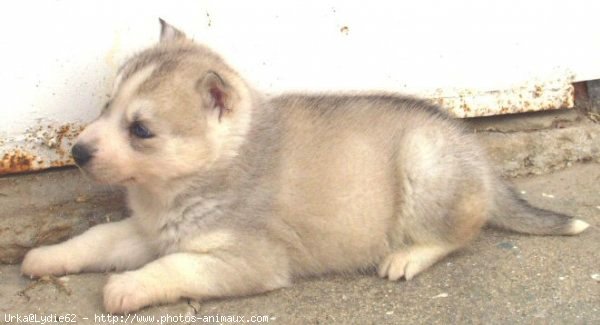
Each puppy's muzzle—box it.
[71,143,95,166]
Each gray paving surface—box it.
[0,163,598,324]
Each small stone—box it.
[497,242,515,250]
[342,294,348,300]
[591,273,600,281]
[558,276,567,280]
[432,293,449,299]
[386,311,394,315]
[541,192,555,198]
[520,190,527,194]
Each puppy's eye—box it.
[130,121,154,139]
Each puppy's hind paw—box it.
[378,245,455,281]
[103,272,153,314]
[378,251,409,281]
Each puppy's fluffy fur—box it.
[22,20,589,313]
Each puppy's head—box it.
[72,20,253,186]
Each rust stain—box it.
[50,160,72,168]
[52,123,84,157]
[0,150,35,173]
[573,81,589,103]
[533,84,543,98]
[104,31,122,72]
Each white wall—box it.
[1,0,600,173]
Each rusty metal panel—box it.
[1,123,84,174]
[428,75,575,118]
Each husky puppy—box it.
[21,20,590,314]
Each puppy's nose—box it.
[71,143,94,166]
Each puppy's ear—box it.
[197,71,237,122]
[158,18,186,42]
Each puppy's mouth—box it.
[75,166,135,185]
[101,176,136,185]
[94,175,136,185]
[119,177,136,184]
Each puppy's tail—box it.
[487,182,590,235]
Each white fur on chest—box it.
[127,186,224,254]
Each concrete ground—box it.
[0,163,598,324]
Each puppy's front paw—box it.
[21,246,77,278]
[103,272,154,314]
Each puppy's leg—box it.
[378,244,458,280]
[21,218,155,277]
[103,250,290,314]
[379,182,488,280]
